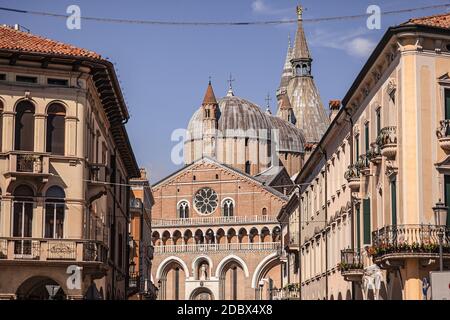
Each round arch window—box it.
[194,187,218,215]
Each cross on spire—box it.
[265,93,272,107]
[208,75,212,84]
[296,5,303,20]
[226,73,235,97]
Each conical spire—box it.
[278,35,293,94]
[291,5,311,62]
[202,80,217,105]
[279,93,292,110]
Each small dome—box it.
[268,115,305,153]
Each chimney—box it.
[329,100,341,122]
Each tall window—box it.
[45,186,65,238]
[13,185,34,255]
[178,201,189,219]
[222,199,234,217]
[363,198,371,244]
[0,100,3,151]
[444,175,450,227]
[46,103,66,155]
[445,89,450,120]
[390,179,397,226]
[364,122,370,153]
[354,134,359,161]
[245,161,251,174]
[376,108,381,136]
[15,101,35,151]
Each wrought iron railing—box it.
[153,215,278,227]
[271,287,300,300]
[128,272,140,288]
[339,249,364,271]
[16,154,43,173]
[369,224,450,258]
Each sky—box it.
[1,0,449,182]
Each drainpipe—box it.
[296,186,302,300]
[344,107,356,300]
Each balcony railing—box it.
[0,237,108,263]
[370,224,450,260]
[130,198,143,210]
[271,287,300,300]
[339,249,364,282]
[344,164,360,180]
[153,215,278,228]
[355,154,369,172]
[4,153,50,178]
[128,272,140,289]
[87,163,108,184]
[154,242,280,254]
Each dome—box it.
[268,115,305,153]
[186,94,305,153]
[216,96,272,138]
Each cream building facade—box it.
[0,25,140,299]
[280,13,450,300]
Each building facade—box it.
[0,25,140,299]
[280,13,450,300]
[128,168,157,300]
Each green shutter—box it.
[444,175,450,227]
[355,136,359,161]
[391,180,397,225]
[356,206,361,251]
[445,89,450,120]
[363,198,371,244]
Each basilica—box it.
[150,7,329,300]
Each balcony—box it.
[370,224,450,268]
[271,285,300,300]
[0,237,108,264]
[376,126,397,159]
[367,143,382,164]
[154,242,280,254]
[355,154,370,174]
[152,215,278,228]
[344,164,360,192]
[339,249,364,282]
[436,120,450,154]
[4,153,50,181]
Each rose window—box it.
[194,187,218,214]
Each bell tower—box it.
[201,80,218,158]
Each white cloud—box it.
[308,27,376,58]
[346,37,376,57]
[252,0,269,14]
[251,0,291,16]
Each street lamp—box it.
[432,199,448,272]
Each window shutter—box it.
[363,198,371,244]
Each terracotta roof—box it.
[202,81,217,105]
[402,12,450,29]
[0,25,102,59]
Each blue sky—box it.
[1,0,448,182]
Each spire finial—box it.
[296,5,303,20]
[227,73,235,97]
[265,93,272,114]
[208,75,211,85]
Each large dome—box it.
[186,94,305,154]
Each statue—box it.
[199,263,208,280]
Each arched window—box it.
[245,161,251,174]
[178,201,189,219]
[45,186,65,238]
[222,198,234,217]
[13,185,34,255]
[262,208,267,216]
[0,100,3,151]
[15,101,35,151]
[46,103,66,155]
